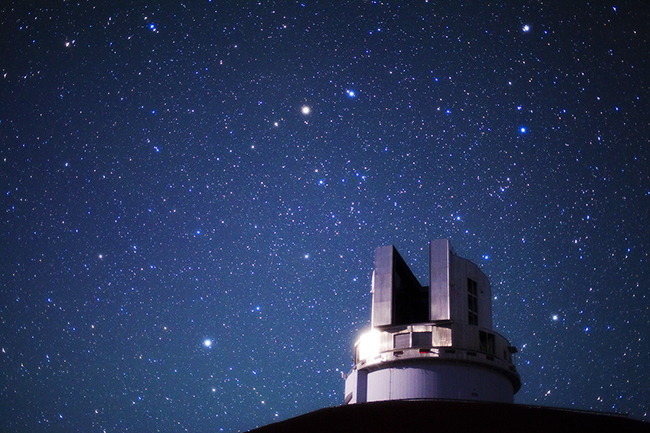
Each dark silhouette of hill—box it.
[248,400,650,433]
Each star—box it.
[203,339,212,348]
[301,105,311,115]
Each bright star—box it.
[522,24,530,32]
[301,105,311,115]
[203,339,212,348]
[520,127,527,133]
[346,89,356,97]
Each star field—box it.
[1,1,649,432]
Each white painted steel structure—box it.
[344,239,521,404]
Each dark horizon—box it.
[249,400,650,433]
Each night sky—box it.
[1,1,649,432]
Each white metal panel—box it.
[432,326,452,346]
[366,369,391,402]
[429,239,451,321]
[389,368,434,400]
[345,369,369,404]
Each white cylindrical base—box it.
[360,362,515,403]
